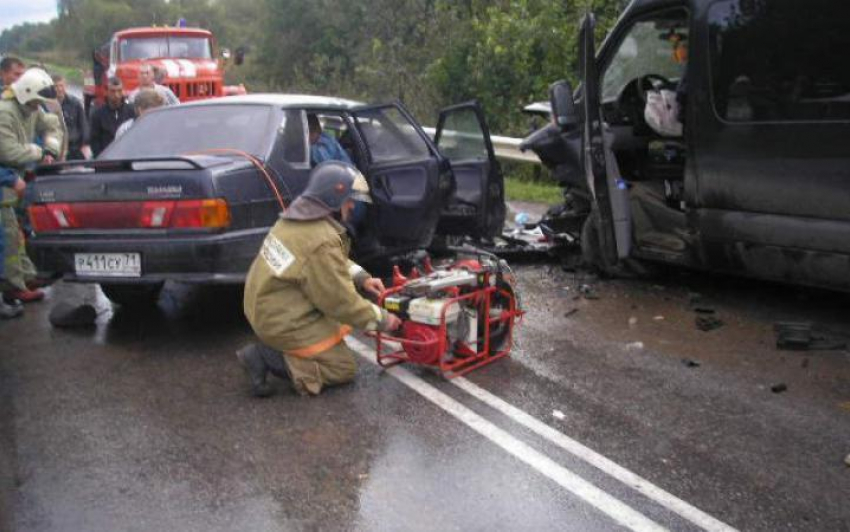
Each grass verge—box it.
[19,54,85,85]
[504,175,562,204]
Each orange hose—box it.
[185,148,288,211]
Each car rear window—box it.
[708,0,850,123]
[100,104,275,159]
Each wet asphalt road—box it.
[2,262,850,531]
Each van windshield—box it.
[601,11,688,102]
[100,104,274,160]
[119,36,213,61]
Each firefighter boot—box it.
[256,343,290,380]
[236,343,273,398]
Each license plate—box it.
[74,253,141,277]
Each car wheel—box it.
[100,283,164,307]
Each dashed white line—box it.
[347,337,668,532]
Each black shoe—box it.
[236,344,273,398]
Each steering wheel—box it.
[636,74,674,104]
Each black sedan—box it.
[27,94,505,305]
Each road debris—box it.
[552,409,566,420]
[774,322,847,351]
[845,454,850,467]
[578,284,600,300]
[696,314,724,332]
[770,383,788,394]
[563,308,579,318]
[681,358,701,368]
[653,315,665,321]
[628,316,638,328]
[625,341,644,351]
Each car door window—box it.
[353,106,430,163]
[436,107,489,162]
[277,109,308,167]
[601,10,689,103]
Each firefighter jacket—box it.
[0,96,63,169]
[243,216,386,357]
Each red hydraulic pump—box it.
[372,254,523,378]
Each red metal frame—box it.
[371,271,523,378]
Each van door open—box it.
[578,13,632,268]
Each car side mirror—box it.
[549,80,577,130]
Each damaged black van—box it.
[522,0,850,291]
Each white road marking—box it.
[452,377,739,532]
[347,337,668,532]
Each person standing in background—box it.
[89,77,134,157]
[53,74,91,160]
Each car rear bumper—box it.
[29,227,267,285]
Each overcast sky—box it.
[1,0,58,33]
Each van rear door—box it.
[693,0,850,289]
[434,101,505,238]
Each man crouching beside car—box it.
[239,161,401,397]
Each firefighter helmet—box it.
[301,161,372,211]
[11,68,57,106]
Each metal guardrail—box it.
[423,127,541,165]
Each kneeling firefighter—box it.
[240,161,401,397]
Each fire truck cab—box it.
[84,26,244,112]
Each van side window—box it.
[709,0,850,123]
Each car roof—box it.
[182,93,366,111]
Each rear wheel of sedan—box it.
[100,283,164,307]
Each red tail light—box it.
[29,199,231,232]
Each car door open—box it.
[352,104,443,251]
[434,101,505,239]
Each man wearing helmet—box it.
[0,68,64,308]
[240,160,401,397]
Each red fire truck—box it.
[84,26,245,112]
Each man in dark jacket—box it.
[53,74,90,160]
[89,76,134,156]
